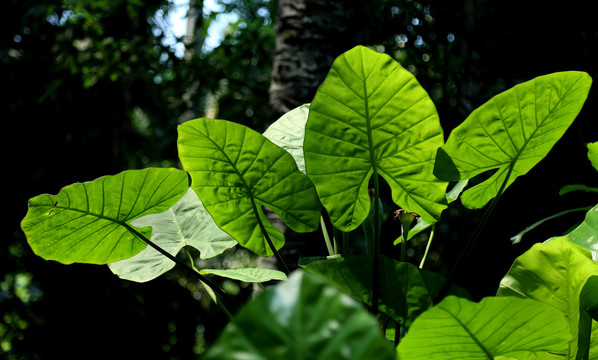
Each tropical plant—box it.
[21,45,598,359]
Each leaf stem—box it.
[371,176,381,317]
[183,248,234,321]
[254,212,290,275]
[419,224,435,269]
[123,223,239,312]
[436,165,514,302]
[320,216,335,256]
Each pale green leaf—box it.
[200,268,287,283]
[108,188,237,282]
[434,72,592,209]
[397,296,571,360]
[21,168,190,264]
[263,104,310,174]
[304,45,447,231]
[564,203,598,261]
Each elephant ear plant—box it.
[21,46,597,359]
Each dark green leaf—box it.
[204,271,395,360]
[300,255,431,327]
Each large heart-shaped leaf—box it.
[434,72,592,209]
[21,168,190,264]
[396,296,571,360]
[108,188,237,282]
[177,118,321,257]
[203,271,395,360]
[263,104,310,174]
[300,255,431,327]
[497,237,598,359]
[304,45,447,231]
[564,203,598,261]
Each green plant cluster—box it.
[21,46,598,359]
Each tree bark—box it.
[268,0,364,121]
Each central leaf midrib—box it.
[441,307,494,359]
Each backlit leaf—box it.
[21,168,190,264]
[497,237,598,359]
[178,118,321,257]
[397,296,571,360]
[434,72,592,209]
[304,45,447,231]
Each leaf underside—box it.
[108,188,237,282]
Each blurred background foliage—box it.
[2,0,598,359]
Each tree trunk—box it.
[268,0,364,121]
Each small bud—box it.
[394,209,419,229]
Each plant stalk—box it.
[371,177,381,317]
[184,248,234,321]
[419,224,435,269]
[436,165,514,302]
[320,216,335,256]
[124,224,239,313]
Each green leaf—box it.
[200,268,287,283]
[396,296,571,360]
[434,71,592,209]
[21,168,190,264]
[304,45,447,231]
[203,270,395,360]
[108,188,237,282]
[590,320,598,359]
[564,203,598,261]
[263,104,310,174]
[300,255,431,327]
[497,237,598,359]
[559,184,598,196]
[177,118,321,257]
[588,142,598,173]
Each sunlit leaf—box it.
[263,104,310,173]
[204,271,395,359]
[108,188,237,282]
[178,118,321,257]
[396,296,571,360]
[304,45,447,231]
[200,268,287,283]
[562,203,598,261]
[434,72,592,209]
[21,168,190,264]
[497,237,598,359]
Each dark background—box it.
[2,0,598,358]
